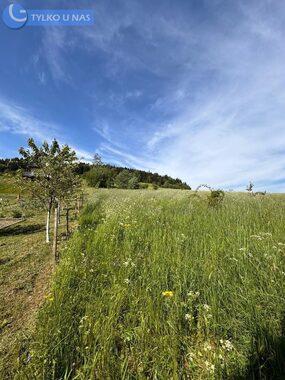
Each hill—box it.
[0,158,191,190]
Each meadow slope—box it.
[20,189,285,379]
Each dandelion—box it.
[162,290,174,297]
[44,294,54,302]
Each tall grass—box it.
[20,190,285,379]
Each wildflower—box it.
[205,361,215,373]
[188,352,195,362]
[44,294,54,302]
[162,290,174,297]
[124,278,131,285]
[220,339,234,351]
[203,304,211,311]
[261,232,272,237]
[187,290,200,298]
[185,313,193,321]
[204,342,212,351]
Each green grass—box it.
[0,214,53,379]
[0,174,79,379]
[0,173,21,195]
[18,190,285,379]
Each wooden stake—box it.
[66,208,69,237]
[53,201,59,262]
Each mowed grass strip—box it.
[0,215,52,379]
[20,190,285,379]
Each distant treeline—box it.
[0,158,27,172]
[0,158,191,190]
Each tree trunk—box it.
[46,200,52,243]
[53,200,59,262]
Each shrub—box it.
[208,189,225,208]
[85,166,115,188]
[11,209,22,218]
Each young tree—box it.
[93,153,103,166]
[128,175,139,189]
[114,170,132,189]
[246,181,254,194]
[19,139,78,258]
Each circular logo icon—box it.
[2,3,28,29]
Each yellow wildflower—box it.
[44,294,54,302]
[162,290,174,297]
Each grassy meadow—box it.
[17,189,285,379]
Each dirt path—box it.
[0,218,25,230]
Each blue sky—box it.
[0,0,285,191]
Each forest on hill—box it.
[0,158,191,190]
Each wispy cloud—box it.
[2,0,285,191]
[0,97,58,140]
[0,96,93,161]
[81,0,285,191]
